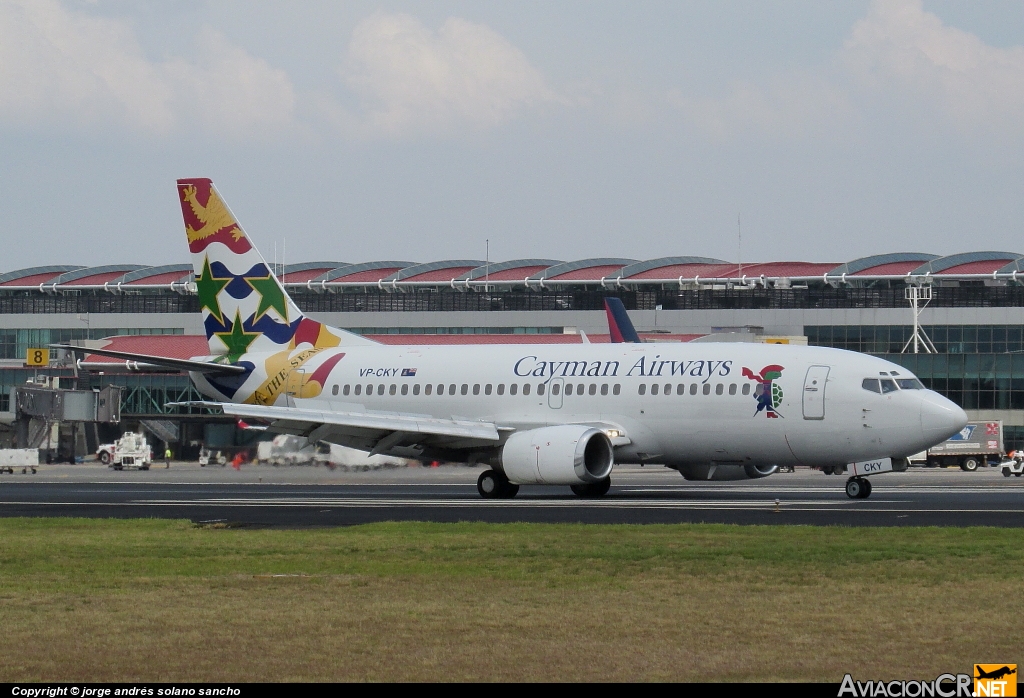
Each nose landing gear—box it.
[845,476,873,499]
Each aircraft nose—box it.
[920,392,968,442]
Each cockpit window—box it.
[880,379,898,393]
[897,378,924,390]
[862,378,881,393]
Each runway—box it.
[1,464,1022,527]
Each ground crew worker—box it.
[165,447,172,468]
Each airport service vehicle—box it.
[102,432,152,470]
[908,421,1003,471]
[998,452,1024,477]
[63,179,968,500]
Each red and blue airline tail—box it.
[176,178,376,358]
[604,297,641,343]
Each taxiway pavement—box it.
[1,463,1022,526]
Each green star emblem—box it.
[246,273,289,323]
[195,256,230,323]
[214,310,259,362]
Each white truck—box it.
[909,421,1003,471]
[98,432,153,470]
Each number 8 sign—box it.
[26,348,50,366]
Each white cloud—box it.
[844,0,1024,131]
[0,0,294,137]
[338,12,559,137]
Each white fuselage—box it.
[193,341,967,469]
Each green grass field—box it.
[1,518,1021,682]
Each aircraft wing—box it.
[54,344,246,375]
[189,401,502,456]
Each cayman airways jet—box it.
[67,179,967,499]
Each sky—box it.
[2,0,1023,270]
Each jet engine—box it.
[501,425,614,485]
[677,463,779,481]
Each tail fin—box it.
[604,297,641,343]
[177,178,376,357]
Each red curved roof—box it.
[716,262,837,278]
[64,271,133,286]
[851,261,924,276]
[280,268,337,283]
[482,265,552,281]
[125,271,190,285]
[626,263,728,280]
[401,266,478,282]
[940,260,1015,275]
[548,264,628,281]
[0,271,64,287]
[330,268,405,283]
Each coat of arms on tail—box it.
[176,178,375,359]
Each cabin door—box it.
[802,366,830,420]
[547,378,564,409]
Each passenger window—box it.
[601,384,608,396]
[702,384,711,395]
[425,384,432,395]
[664,384,671,395]
[715,383,724,395]
[613,384,620,395]
[862,378,881,393]
[449,384,456,395]
[742,383,750,396]
[497,384,505,395]
[389,384,397,395]
[551,383,560,395]
[354,384,362,396]
[880,379,898,394]
[461,384,469,395]
[332,385,339,396]
[401,384,408,395]
[651,384,659,395]
[729,383,737,395]
[472,384,480,395]
[413,384,420,395]
[523,384,531,396]
[638,384,647,395]
[690,384,697,395]
[677,384,685,395]
[378,385,386,396]
[485,384,492,395]
[510,384,518,396]
[367,384,374,395]
[897,379,924,390]
[343,384,351,396]
[565,384,573,396]
[537,383,545,395]
[589,384,597,396]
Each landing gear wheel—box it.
[845,477,872,499]
[961,457,979,472]
[571,477,611,498]
[477,470,500,498]
[477,470,518,499]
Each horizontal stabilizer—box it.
[54,345,246,375]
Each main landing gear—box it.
[477,469,520,499]
[845,476,873,499]
[571,477,611,498]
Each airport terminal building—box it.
[2,251,1024,456]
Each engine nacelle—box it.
[678,463,779,481]
[501,425,614,485]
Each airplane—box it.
[975,666,1016,681]
[62,178,969,500]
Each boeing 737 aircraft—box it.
[66,179,968,499]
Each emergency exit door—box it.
[802,366,830,420]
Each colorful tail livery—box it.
[604,298,641,343]
[177,178,375,359]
